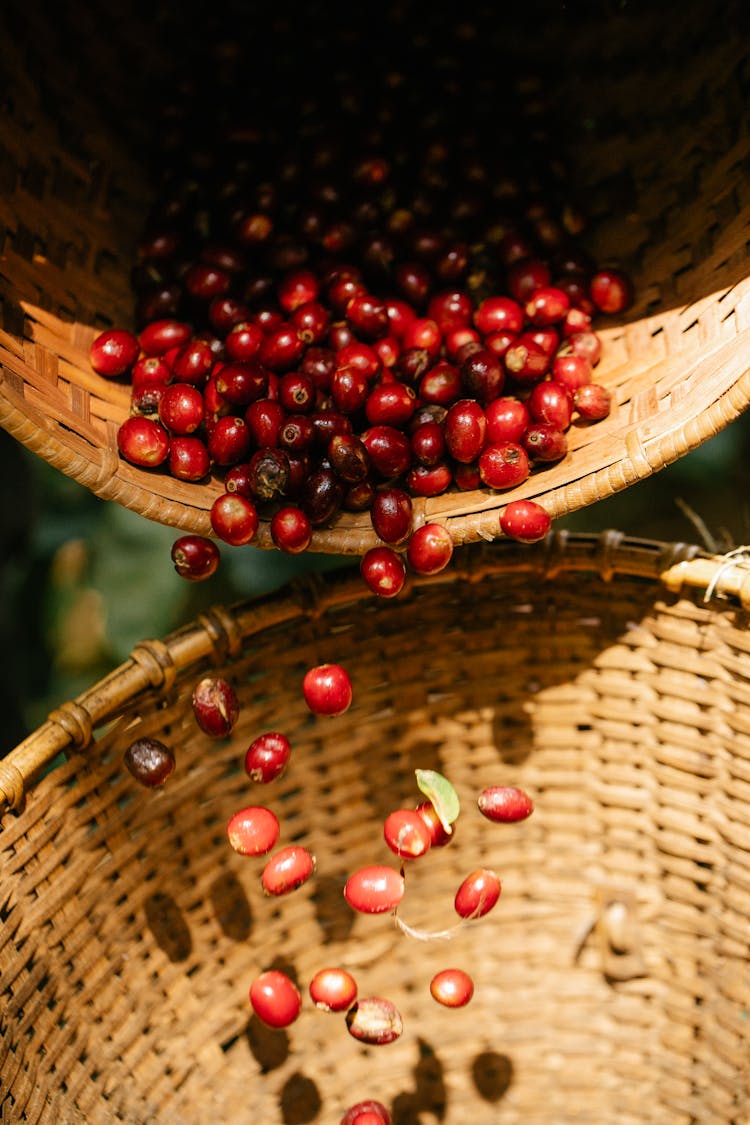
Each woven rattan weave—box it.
[1,531,749,1123]
[1,3,749,553]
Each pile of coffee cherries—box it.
[124,659,535,1120]
[89,16,632,598]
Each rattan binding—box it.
[1,4,750,555]
[1,530,749,1123]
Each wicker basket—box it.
[1,3,749,555]
[1,530,749,1124]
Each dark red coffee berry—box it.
[261,845,316,896]
[158,383,205,435]
[370,487,413,545]
[474,295,524,337]
[169,338,214,386]
[344,865,405,914]
[361,425,412,479]
[551,352,593,393]
[454,868,502,920]
[444,399,487,463]
[168,435,211,481]
[192,675,239,738]
[485,397,530,444]
[270,505,313,553]
[249,970,301,1029]
[589,267,633,314]
[90,327,140,377]
[124,737,175,788]
[226,805,280,856]
[244,731,292,783]
[430,968,475,1008]
[302,663,353,716]
[527,380,573,431]
[574,382,612,420]
[522,423,568,463]
[361,546,407,598]
[460,347,505,404]
[309,967,358,1013]
[525,286,570,327]
[170,535,220,581]
[346,997,403,1046]
[500,499,551,543]
[477,785,534,822]
[138,318,192,357]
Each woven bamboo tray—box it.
[1,530,749,1124]
[1,4,749,555]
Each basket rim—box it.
[1,528,749,816]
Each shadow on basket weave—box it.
[1,531,749,1123]
[0,3,750,554]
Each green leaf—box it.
[415,769,460,834]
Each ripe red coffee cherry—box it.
[485,397,530,444]
[90,327,140,377]
[430,968,475,1008]
[249,970,301,1029]
[245,731,292,783]
[361,546,407,598]
[340,1100,391,1125]
[522,423,568,463]
[224,321,264,362]
[444,399,487,463]
[460,347,505,404]
[158,383,205,435]
[365,382,416,427]
[226,805,280,856]
[415,800,453,847]
[170,535,220,581]
[478,785,535,822]
[525,286,571,327]
[478,442,530,490]
[454,868,502,920]
[271,505,313,553]
[500,500,551,543]
[346,997,403,1045]
[302,663,353,716]
[344,865,405,914]
[551,352,593,393]
[262,845,316,895]
[309,967,358,1012]
[361,425,412,479]
[168,435,211,482]
[117,416,170,467]
[473,295,524,337]
[138,319,193,357]
[574,382,612,420]
[169,338,214,385]
[406,523,453,576]
[131,354,172,389]
[504,339,550,386]
[124,737,175,788]
[210,493,259,546]
[383,808,432,859]
[192,675,239,738]
[370,487,413,545]
[589,267,633,314]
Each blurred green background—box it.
[1,407,748,756]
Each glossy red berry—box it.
[454,868,502,920]
[383,808,432,858]
[226,806,280,856]
[138,319,193,357]
[370,487,413,545]
[415,800,453,847]
[522,423,568,463]
[485,397,530,444]
[525,286,570,327]
[343,865,405,914]
[244,731,291,783]
[262,845,316,896]
[168,435,211,482]
[302,663,353,716]
[589,267,633,314]
[117,416,170,467]
[249,970,302,1029]
[270,505,313,553]
[192,675,239,738]
[346,997,403,1045]
[574,382,612,420]
[157,383,205,435]
[478,785,535,822]
[124,737,175,788]
[527,381,573,431]
[309,967,358,1013]
[360,546,407,598]
[170,535,220,581]
[90,327,140,377]
[210,493,259,546]
[430,968,475,1008]
[500,499,551,543]
[473,295,524,337]
[406,523,453,576]
[340,1100,391,1125]
[478,442,530,490]
[443,399,487,463]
